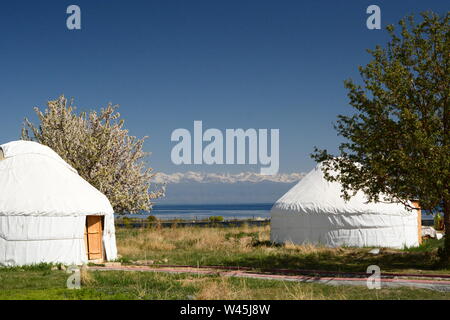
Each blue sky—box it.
[1,1,448,175]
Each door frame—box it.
[84,215,105,262]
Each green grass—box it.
[116,225,449,275]
[1,226,449,300]
[0,267,449,300]
[403,238,444,253]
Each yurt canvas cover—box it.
[0,141,117,266]
[271,164,419,248]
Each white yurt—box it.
[0,140,117,266]
[271,163,420,248]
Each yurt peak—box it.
[0,140,77,174]
[1,140,61,160]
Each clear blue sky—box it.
[1,1,448,174]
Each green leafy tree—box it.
[22,95,164,213]
[312,12,449,261]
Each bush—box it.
[208,216,224,223]
[122,217,133,228]
[434,213,444,231]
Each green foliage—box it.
[434,213,444,231]
[225,231,259,243]
[0,262,56,272]
[404,238,444,253]
[121,217,133,228]
[22,95,164,213]
[146,215,158,223]
[208,216,224,222]
[311,11,450,258]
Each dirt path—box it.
[89,264,450,292]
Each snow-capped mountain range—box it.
[153,171,305,184]
[152,171,305,204]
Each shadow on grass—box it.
[252,240,282,247]
[215,239,447,273]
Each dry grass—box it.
[80,265,96,286]
[196,277,245,300]
[118,225,351,259]
[176,275,348,300]
[117,225,269,259]
[282,241,337,255]
[276,281,348,300]
[177,276,255,300]
[115,225,445,275]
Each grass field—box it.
[1,225,449,300]
[1,265,449,300]
[116,225,449,274]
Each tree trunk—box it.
[443,199,450,264]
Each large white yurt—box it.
[0,140,117,266]
[271,163,420,248]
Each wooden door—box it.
[411,201,422,245]
[85,216,104,261]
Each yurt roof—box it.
[1,140,76,172]
[0,141,113,216]
[272,163,413,216]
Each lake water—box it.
[126,203,273,220]
[122,203,435,222]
